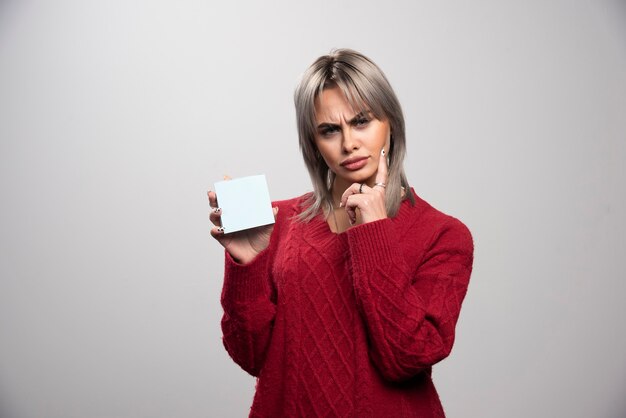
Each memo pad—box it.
[214,175,275,234]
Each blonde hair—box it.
[294,48,414,221]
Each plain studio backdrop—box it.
[1,1,625,417]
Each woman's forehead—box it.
[314,86,370,122]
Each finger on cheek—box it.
[376,148,389,184]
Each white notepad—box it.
[214,175,275,234]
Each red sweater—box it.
[220,190,474,417]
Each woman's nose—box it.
[341,128,359,152]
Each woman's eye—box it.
[355,117,370,127]
[320,126,339,136]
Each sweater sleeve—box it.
[220,222,281,377]
[346,216,474,382]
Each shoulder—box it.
[271,193,309,209]
[271,193,310,216]
[270,192,314,227]
[402,190,473,251]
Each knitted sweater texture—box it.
[220,190,474,417]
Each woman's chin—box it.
[336,170,376,186]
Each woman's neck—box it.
[331,182,345,208]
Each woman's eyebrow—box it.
[347,112,368,123]
[316,122,340,129]
[317,112,370,128]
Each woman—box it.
[208,49,474,417]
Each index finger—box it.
[375,147,388,185]
[207,190,219,208]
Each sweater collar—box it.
[302,187,419,241]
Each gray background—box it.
[1,0,625,417]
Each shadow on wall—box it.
[0,1,20,39]
[608,0,626,54]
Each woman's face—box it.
[313,86,390,191]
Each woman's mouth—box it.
[341,156,369,171]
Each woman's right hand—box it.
[207,190,278,265]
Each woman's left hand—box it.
[340,149,388,225]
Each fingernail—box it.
[339,202,343,208]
